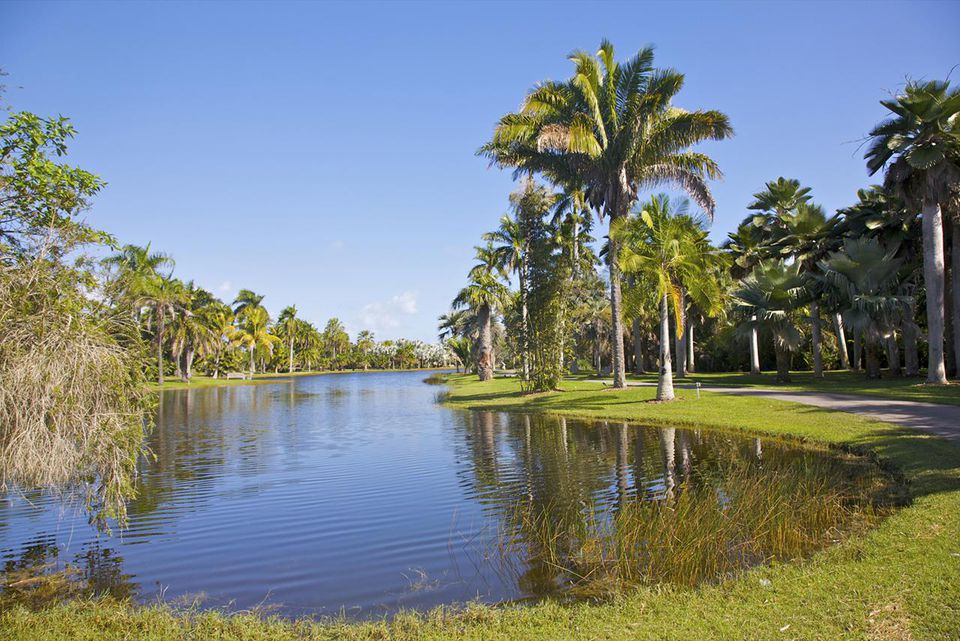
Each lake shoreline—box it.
[3,373,958,640]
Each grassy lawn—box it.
[4,375,958,640]
[576,369,960,406]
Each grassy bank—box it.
[4,375,958,640]
[583,369,960,406]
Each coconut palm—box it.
[204,305,236,378]
[356,329,375,370]
[819,237,913,379]
[732,261,806,383]
[232,288,265,317]
[865,79,960,383]
[139,275,188,385]
[103,242,174,311]
[168,283,219,381]
[616,195,722,400]
[453,243,509,381]
[277,305,299,373]
[232,306,280,376]
[481,40,732,388]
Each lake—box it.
[0,371,889,618]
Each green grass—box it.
[576,369,960,406]
[4,374,959,640]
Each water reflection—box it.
[0,372,891,617]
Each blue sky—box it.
[2,1,957,341]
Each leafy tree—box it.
[481,40,732,388]
[277,305,299,373]
[232,306,279,376]
[139,276,188,385]
[0,112,106,256]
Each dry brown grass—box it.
[0,259,151,526]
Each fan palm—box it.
[865,79,960,383]
[446,336,473,373]
[819,238,912,379]
[724,221,766,374]
[732,261,806,383]
[480,40,732,388]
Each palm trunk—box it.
[213,349,221,379]
[594,318,602,374]
[810,300,823,377]
[157,317,165,385]
[656,294,675,401]
[921,197,948,383]
[477,304,494,382]
[607,216,627,388]
[687,321,695,373]
[952,223,960,378]
[520,259,530,382]
[774,341,791,383]
[632,317,645,374]
[886,332,901,376]
[249,345,256,377]
[864,336,881,379]
[749,315,761,375]
[675,289,687,378]
[853,330,863,371]
[834,313,850,370]
[184,347,194,381]
[289,336,295,373]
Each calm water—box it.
[0,371,883,617]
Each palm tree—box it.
[453,243,508,381]
[481,40,732,388]
[724,222,766,374]
[356,330,375,370]
[277,305,299,373]
[232,306,280,376]
[733,261,806,383]
[139,275,187,385]
[169,283,218,381]
[819,237,913,379]
[446,336,473,373]
[616,195,722,400]
[232,288,265,317]
[865,79,960,383]
[205,305,236,378]
[103,243,174,313]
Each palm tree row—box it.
[446,41,959,398]
[103,246,453,384]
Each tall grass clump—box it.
[494,445,895,599]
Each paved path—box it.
[585,380,960,443]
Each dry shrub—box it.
[0,258,151,527]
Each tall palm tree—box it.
[733,261,806,383]
[277,305,299,373]
[481,40,732,388]
[232,288,265,317]
[356,329,375,370]
[139,275,187,385]
[865,79,960,383]
[232,306,280,376]
[616,195,722,400]
[169,282,218,382]
[453,243,508,381]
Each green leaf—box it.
[906,143,945,170]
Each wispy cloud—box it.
[218,280,232,294]
[358,291,418,333]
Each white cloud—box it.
[218,280,232,294]
[358,291,418,333]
